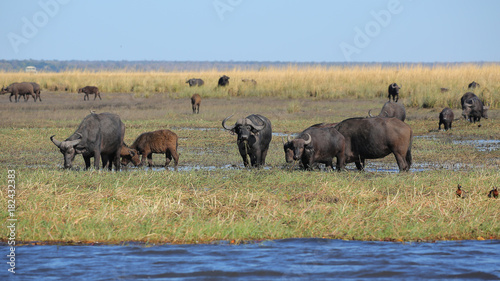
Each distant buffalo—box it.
[0,82,36,102]
[388,83,400,102]
[218,75,230,87]
[29,82,42,102]
[222,114,272,167]
[461,92,488,123]
[369,101,406,122]
[78,86,102,101]
[284,126,345,171]
[186,78,204,87]
[468,81,480,90]
[334,117,413,171]
[191,93,201,114]
[122,129,179,169]
[439,107,454,131]
[440,87,449,93]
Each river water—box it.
[3,239,499,280]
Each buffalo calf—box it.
[78,86,102,101]
[124,130,179,168]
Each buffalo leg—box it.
[394,153,409,172]
[83,156,91,170]
[147,153,153,167]
[335,152,345,172]
[165,151,172,167]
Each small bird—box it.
[488,187,498,198]
[456,184,466,198]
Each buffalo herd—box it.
[40,80,491,171]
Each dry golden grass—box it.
[1,64,499,108]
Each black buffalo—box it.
[218,75,230,87]
[284,126,345,171]
[334,117,413,171]
[50,112,125,170]
[0,82,36,102]
[438,108,454,131]
[222,114,272,167]
[388,83,400,102]
[186,78,204,87]
[283,122,337,164]
[468,81,480,90]
[369,101,406,122]
[460,92,488,123]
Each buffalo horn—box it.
[50,135,62,148]
[287,135,293,142]
[222,114,236,130]
[247,116,265,131]
[303,133,312,145]
[368,110,374,117]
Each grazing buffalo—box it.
[388,83,400,102]
[334,117,413,171]
[440,87,450,93]
[222,114,272,167]
[119,143,141,167]
[191,93,201,114]
[78,86,102,101]
[50,112,125,170]
[241,79,257,86]
[439,108,454,131]
[186,78,204,87]
[460,92,488,123]
[122,130,179,168]
[285,127,345,171]
[468,81,480,90]
[369,101,406,122]
[283,123,337,164]
[0,82,36,102]
[218,75,230,87]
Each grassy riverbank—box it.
[0,80,499,244]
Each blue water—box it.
[3,239,499,280]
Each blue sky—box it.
[1,0,499,62]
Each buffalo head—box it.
[287,133,312,161]
[120,144,141,167]
[282,137,294,163]
[50,134,84,169]
[222,114,266,141]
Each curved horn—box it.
[287,135,293,142]
[368,110,374,117]
[62,138,82,148]
[303,133,312,145]
[246,116,265,131]
[222,114,236,130]
[50,135,62,148]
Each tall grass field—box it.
[0,64,499,244]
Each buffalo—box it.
[222,114,272,167]
[78,86,102,101]
[439,108,454,131]
[218,75,230,87]
[283,123,337,164]
[369,101,406,122]
[284,126,345,171]
[191,93,201,114]
[334,117,413,171]
[0,82,36,102]
[30,82,42,102]
[468,81,480,90]
[122,129,179,169]
[186,78,204,87]
[388,83,400,102]
[50,112,125,170]
[460,92,488,123]
[119,143,141,167]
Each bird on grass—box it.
[456,184,466,198]
[488,187,498,198]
